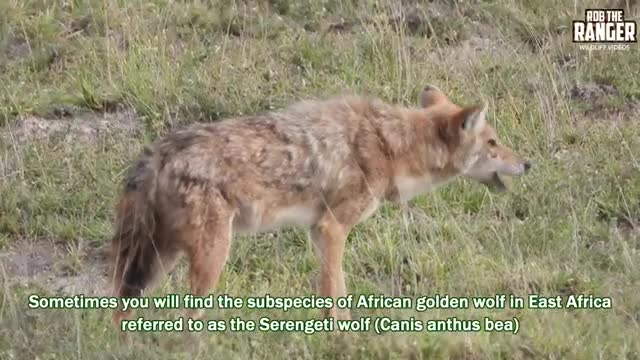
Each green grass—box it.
[1,0,639,359]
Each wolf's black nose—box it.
[523,161,532,172]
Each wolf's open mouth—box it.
[483,172,507,192]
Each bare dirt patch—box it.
[568,82,619,102]
[2,110,139,144]
[566,81,640,125]
[4,36,30,61]
[322,2,465,43]
[0,240,110,296]
[326,19,359,33]
[0,35,30,71]
[416,34,519,70]
[388,4,432,36]
[583,102,640,123]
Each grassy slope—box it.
[1,0,639,358]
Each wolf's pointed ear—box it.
[420,85,447,108]
[460,104,487,132]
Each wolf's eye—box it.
[488,139,497,146]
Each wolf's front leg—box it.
[311,218,350,320]
[310,193,381,321]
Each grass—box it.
[1,0,639,359]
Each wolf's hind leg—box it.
[184,213,233,320]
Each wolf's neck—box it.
[383,109,464,202]
[393,110,462,175]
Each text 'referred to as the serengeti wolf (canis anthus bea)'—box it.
[27,293,612,335]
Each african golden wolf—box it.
[111,85,531,325]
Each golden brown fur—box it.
[110,85,531,325]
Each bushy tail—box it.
[111,152,163,300]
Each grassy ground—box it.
[1,0,639,358]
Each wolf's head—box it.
[420,85,531,191]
